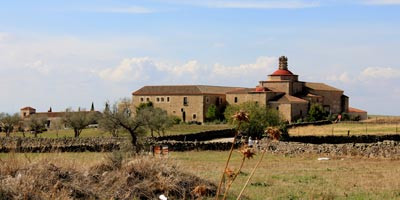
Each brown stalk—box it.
[215,128,240,200]
[222,155,246,200]
[236,150,266,200]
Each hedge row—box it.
[154,128,236,141]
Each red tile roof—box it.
[21,107,36,110]
[133,85,242,95]
[270,69,294,76]
[348,107,367,113]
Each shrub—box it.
[307,104,328,122]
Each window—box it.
[206,97,209,103]
[156,97,160,102]
[216,97,220,106]
[183,97,188,106]
[234,97,238,103]
[193,114,197,119]
[140,97,144,102]
[161,97,164,102]
[146,98,150,102]
[167,97,170,102]
[276,107,279,111]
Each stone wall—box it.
[0,137,124,153]
[154,128,236,141]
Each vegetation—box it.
[307,103,328,122]
[25,115,47,137]
[206,104,221,122]
[137,106,174,137]
[289,122,400,136]
[63,109,99,138]
[0,113,20,137]
[224,102,283,138]
[2,152,400,199]
[0,152,215,199]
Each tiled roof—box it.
[271,94,308,104]
[305,82,343,92]
[348,107,367,113]
[270,69,294,76]
[21,107,36,110]
[133,85,242,95]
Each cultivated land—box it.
[289,122,400,136]
[2,152,400,200]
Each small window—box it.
[206,97,209,103]
[167,97,170,102]
[161,97,164,102]
[216,97,220,106]
[146,98,150,102]
[183,97,188,106]
[193,114,197,119]
[276,107,279,111]
[140,97,144,102]
[234,97,238,103]
[156,97,160,102]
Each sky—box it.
[0,0,399,115]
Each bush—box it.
[224,102,283,138]
[307,104,328,122]
[170,116,182,125]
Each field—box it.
[289,122,400,136]
[2,151,400,199]
[1,124,232,138]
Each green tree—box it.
[224,102,283,138]
[49,118,63,138]
[136,101,154,112]
[206,104,219,122]
[26,115,47,137]
[307,104,328,122]
[63,109,98,138]
[0,113,20,137]
[137,107,173,137]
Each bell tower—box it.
[279,56,288,70]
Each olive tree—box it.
[100,99,145,150]
[0,113,20,137]
[137,107,173,137]
[26,115,47,137]
[63,109,99,138]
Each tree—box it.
[224,102,283,138]
[99,102,120,137]
[0,113,20,137]
[206,104,219,122]
[49,118,63,138]
[136,101,153,112]
[100,100,145,151]
[137,107,173,137]
[26,115,47,137]
[307,104,328,122]
[63,109,98,138]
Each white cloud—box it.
[212,56,277,78]
[360,67,400,79]
[93,6,155,14]
[97,58,202,82]
[326,72,352,83]
[26,60,51,75]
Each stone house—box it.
[131,85,241,123]
[132,56,364,123]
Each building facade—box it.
[132,56,361,123]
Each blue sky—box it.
[0,0,399,115]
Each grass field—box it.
[1,124,232,138]
[2,151,400,199]
[289,122,400,136]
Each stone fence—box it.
[286,134,400,144]
[0,137,124,153]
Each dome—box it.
[270,69,294,76]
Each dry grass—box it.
[171,151,400,200]
[2,151,400,199]
[289,123,400,136]
[0,152,216,200]
[365,115,400,123]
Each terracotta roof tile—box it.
[305,82,343,92]
[348,107,367,113]
[133,85,242,95]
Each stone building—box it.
[132,56,363,123]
